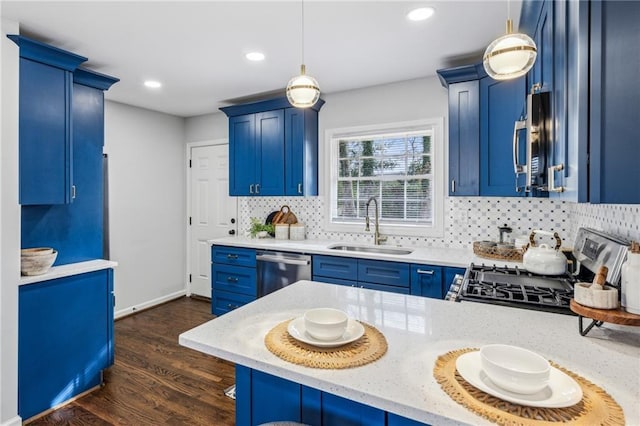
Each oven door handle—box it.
[256,254,310,266]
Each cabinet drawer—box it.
[358,260,410,287]
[212,264,257,296]
[212,290,255,316]
[312,255,358,280]
[212,245,256,268]
[312,275,357,287]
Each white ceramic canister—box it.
[621,247,640,314]
[274,223,290,240]
[289,223,306,241]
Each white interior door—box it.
[189,144,237,297]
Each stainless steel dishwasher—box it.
[256,250,311,297]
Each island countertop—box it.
[179,280,640,425]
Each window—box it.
[326,119,444,237]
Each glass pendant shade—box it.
[483,19,537,80]
[286,64,320,108]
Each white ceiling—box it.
[1,1,522,118]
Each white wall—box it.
[0,18,22,426]
[184,111,227,143]
[104,101,187,316]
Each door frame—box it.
[185,139,236,297]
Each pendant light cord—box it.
[301,0,305,66]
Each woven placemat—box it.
[434,348,625,425]
[264,319,387,369]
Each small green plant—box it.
[249,217,274,237]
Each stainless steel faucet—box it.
[365,196,387,245]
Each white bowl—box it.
[303,308,348,341]
[480,344,550,394]
[20,249,57,276]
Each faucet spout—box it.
[364,196,387,245]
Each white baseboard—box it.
[114,289,187,319]
[0,416,22,426]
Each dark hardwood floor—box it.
[28,297,236,425]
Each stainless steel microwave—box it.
[513,90,551,193]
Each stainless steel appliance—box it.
[513,88,552,194]
[256,251,311,297]
[446,228,629,314]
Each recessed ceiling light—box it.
[144,80,162,89]
[246,52,265,62]
[407,7,435,21]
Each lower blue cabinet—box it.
[237,365,424,426]
[18,269,114,420]
[211,245,257,316]
[409,265,443,299]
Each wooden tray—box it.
[570,299,640,326]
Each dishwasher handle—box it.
[256,254,311,266]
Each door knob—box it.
[228,230,236,235]
[230,218,236,224]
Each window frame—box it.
[324,118,445,238]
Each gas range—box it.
[446,228,630,315]
[447,264,576,314]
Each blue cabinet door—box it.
[447,80,480,196]
[531,0,553,93]
[388,413,429,426]
[358,259,410,288]
[479,76,527,196]
[229,114,256,196]
[588,0,640,204]
[320,392,386,426]
[410,264,443,299]
[255,110,285,195]
[285,108,319,196]
[18,269,114,420]
[313,255,359,280]
[212,245,256,267]
[18,58,73,205]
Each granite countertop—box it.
[179,280,640,425]
[208,236,523,269]
[19,259,118,286]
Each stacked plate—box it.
[455,344,583,408]
[287,308,364,348]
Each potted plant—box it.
[249,217,274,238]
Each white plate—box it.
[287,317,365,348]
[455,351,583,408]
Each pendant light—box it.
[286,0,320,108]
[483,0,537,80]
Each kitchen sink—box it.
[327,244,413,255]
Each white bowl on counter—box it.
[20,247,57,276]
[480,344,550,394]
[303,308,348,341]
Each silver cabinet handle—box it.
[451,179,456,193]
[226,254,238,260]
[547,164,565,193]
[416,269,434,275]
[297,183,303,194]
[71,185,76,199]
[227,276,239,283]
[249,184,254,194]
[513,119,527,174]
[255,183,260,194]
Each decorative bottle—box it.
[621,241,640,315]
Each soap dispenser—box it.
[621,241,640,315]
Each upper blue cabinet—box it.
[9,35,87,205]
[221,97,324,197]
[521,0,640,204]
[437,65,526,197]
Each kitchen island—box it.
[179,280,640,425]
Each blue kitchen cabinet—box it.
[388,413,429,426]
[236,365,386,426]
[410,264,443,299]
[479,76,527,196]
[21,68,118,265]
[313,255,358,280]
[437,64,526,197]
[285,107,319,195]
[8,35,87,205]
[18,269,115,421]
[211,245,257,316]
[221,97,324,197]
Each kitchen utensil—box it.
[456,351,582,408]
[303,308,349,341]
[271,205,298,225]
[522,230,567,275]
[287,317,364,348]
[480,344,550,395]
[20,248,57,276]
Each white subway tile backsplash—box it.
[239,196,639,248]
